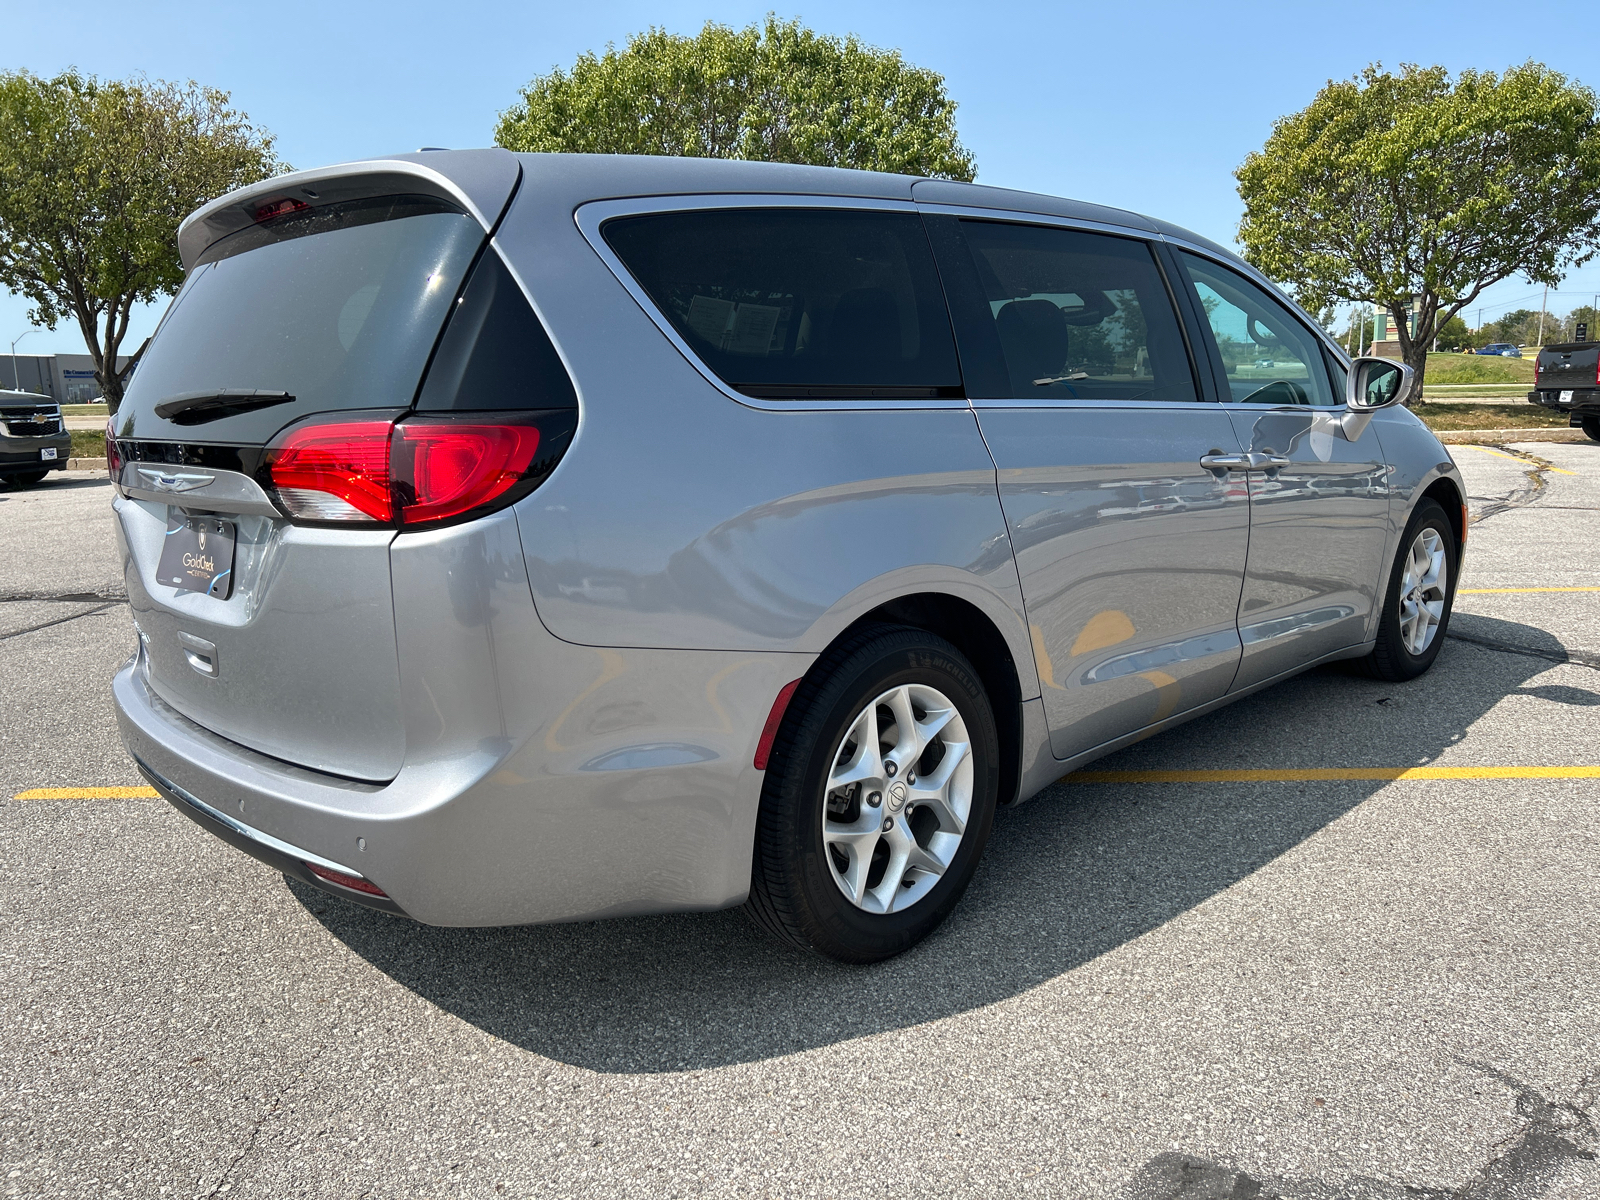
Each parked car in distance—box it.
[1478,343,1522,357]
[1529,339,1600,442]
[0,390,70,486]
[110,150,1467,962]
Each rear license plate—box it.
[1561,390,1574,403]
[156,513,235,599]
[40,447,56,460]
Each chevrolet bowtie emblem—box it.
[136,468,215,493]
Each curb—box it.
[65,458,107,470]
[1433,428,1589,445]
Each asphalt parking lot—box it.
[2,439,1598,1200]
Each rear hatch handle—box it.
[177,631,219,677]
[151,390,294,424]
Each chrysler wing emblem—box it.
[136,467,215,494]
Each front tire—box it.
[1360,498,1457,681]
[745,624,1000,963]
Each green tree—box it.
[495,16,976,180]
[1478,308,1533,345]
[0,70,284,411]
[1561,304,1597,340]
[1434,314,1469,348]
[1236,62,1600,398]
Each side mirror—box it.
[1346,357,1414,410]
[1339,356,1415,439]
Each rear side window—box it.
[416,249,577,411]
[602,208,962,400]
[951,221,1197,402]
[118,196,484,443]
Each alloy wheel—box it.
[1398,527,1447,655]
[820,683,973,914]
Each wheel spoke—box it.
[818,680,975,915]
[881,686,925,774]
[827,703,883,792]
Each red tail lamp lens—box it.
[268,421,394,522]
[394,422,541,525]
[256,197,308,222]
[105,420,122,480]
[305,862,387,897]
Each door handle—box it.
[1200,452,1293,471]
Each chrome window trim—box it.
[919,203,1225,412]
[913,200,1160,244]
[575,194,973,413]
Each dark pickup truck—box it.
[1529,341,1600,441]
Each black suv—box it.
[0,390,71,484]
[1530,341,1600,442]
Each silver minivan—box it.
[111,150,1464,962]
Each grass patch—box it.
[1413,403,1567,431]
[60,403,109,417]
[1424,352,1536,385]
[70,430,105,458]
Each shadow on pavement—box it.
[295,613,1566,1075]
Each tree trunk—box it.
[1403,339,1428,405]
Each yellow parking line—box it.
[12,786,159,800]
[1458,444,1577,474]
[1459,586,1600,593]
[1064,766,1600,784]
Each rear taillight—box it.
[265,411,572,529]
[268,420,395,522]
[393,421,542,525]
[105,419,122,482]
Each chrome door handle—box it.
[1200,452,1293,471]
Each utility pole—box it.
[1536,284,1548,347]
[7,329,39,392]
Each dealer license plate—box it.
[156,513,235,599]
[1561,390,1574,403]
[40,447,56,460]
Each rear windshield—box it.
[603,208,962,400]
[116,196,484,444]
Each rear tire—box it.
[8,471,47,486]
[1359,498,1457,682]
[1581,415,1600,443]
[745,624,1000,963]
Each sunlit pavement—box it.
[2,439,1598,1199]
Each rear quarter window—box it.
[602,208,962,400]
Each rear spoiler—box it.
[176,149,522,271]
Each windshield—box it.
[116,196,485,444]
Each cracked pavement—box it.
[2,438,1599,1199]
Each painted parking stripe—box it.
[1064,766,1600,784]
[12,786,159,800]
[1459,586,1600,593]
[1458,444,1577,474]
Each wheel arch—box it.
[1422,475,1466,555]
[830,592,1027,807]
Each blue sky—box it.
[5,0,1599,359]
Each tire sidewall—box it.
[1379,499,1457,677]
[770,631,1000,959]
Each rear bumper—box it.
[1529,388,1600,412]
[113,507,809,926]
[134,748,409,917]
